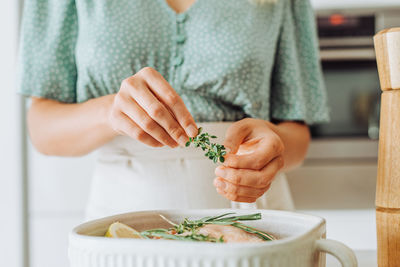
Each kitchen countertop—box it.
[297,210,377,266]
[327,250,377,267]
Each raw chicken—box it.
[198,224,264,243]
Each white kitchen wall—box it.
[0,1,23,267]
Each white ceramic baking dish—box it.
[69,209,357,267]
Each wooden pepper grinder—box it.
[374,27,400,267]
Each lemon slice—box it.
[105,222,143,239]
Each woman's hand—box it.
[108,67,198,147]
[213,118,286,203]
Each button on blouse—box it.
[18,0,329,124]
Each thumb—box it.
[223,121,252,154]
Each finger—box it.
[223,137,284,170]
[110,111,163,147]
[138,67,198,137]
[115,93,178,147]
[223,120,253,154]
[215,187,257,203]
[215,156,284,188]
[122,78,189,146]
[214,177,269,198]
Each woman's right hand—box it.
[108,67,198,147]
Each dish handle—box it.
[315,239,358,267]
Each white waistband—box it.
[97,122,234,160]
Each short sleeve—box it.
[270,0,329,125]
[18,0,78,103]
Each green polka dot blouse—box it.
[18,0,329,124]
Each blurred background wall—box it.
[0,1,24,267]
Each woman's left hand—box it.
[214,118,285,203]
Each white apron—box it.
[85,122,294,221]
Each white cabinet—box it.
[28,143,94,267]
[29,145,94,214]
[287,138,378,210]
[287,161,377,210]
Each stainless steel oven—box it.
[310,7,400,139]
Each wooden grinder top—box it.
[374,28,400,91]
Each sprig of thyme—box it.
[185,127,227,163]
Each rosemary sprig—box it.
[141,213,275,242]
[185,127,227,163]
[141,230,224,243]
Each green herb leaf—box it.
[185,127,226,164]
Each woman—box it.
[19,0,329,220]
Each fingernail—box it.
[178,135,188,147]
[215,180,226,190]
[186,125,198,137]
